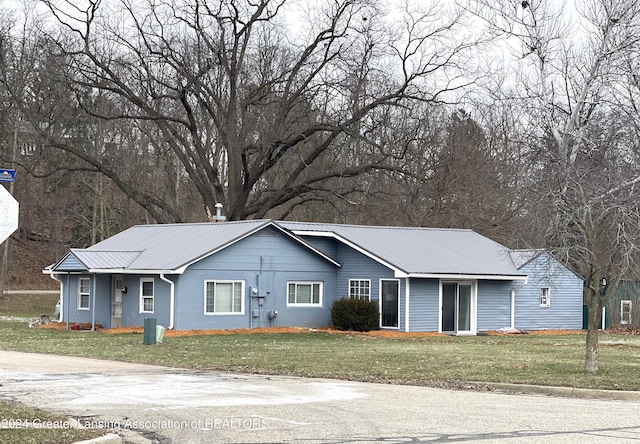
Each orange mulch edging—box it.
[101,326,311,336]
[36,323,584,337]
[482,329,585,336]
[526,329,585,335]
[100,326,448,338]
[318,328,448,338]
[37,322,102,331]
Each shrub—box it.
[331,297,379,332]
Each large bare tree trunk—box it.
[584,299,601,372]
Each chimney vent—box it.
[212,203,226,222]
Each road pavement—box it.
[0,350,639,443]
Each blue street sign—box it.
[0,169,15,182]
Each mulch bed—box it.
[98,326,449,338]
[36,323,590,338]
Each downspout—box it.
[49,273,63,323]
[91,276,97,332]
[511,279,528,329]
[160,274,175,330]
[405,278,410,332]
[65,275,70,330]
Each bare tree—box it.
[38,0,483,222]
[471,0,640,371]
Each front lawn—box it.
[0,399,103,444]
[1,320,639,390]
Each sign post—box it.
[0,184,19,244]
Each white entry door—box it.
[111,276,123,328]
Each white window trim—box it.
[349,279,371,301]
[540,287,550,307]
[140,278,155,314]
[204,280,245,315]
[287,281,323,307]
[621,300,632,325]
[78,277,90,310]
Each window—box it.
[140,279,154,313]
[621,300,632,325]
[287,282,322,306]
[205,281,244,314]
[78,277,90,310]
[540,287,550,307]
[349,279,371,300]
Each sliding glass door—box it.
[441,282,474,334]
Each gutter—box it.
[159,274,175,330]
[91,277,97,332]
[49,273,63,323]
[409,273,528,281]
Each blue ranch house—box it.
[44,220,583,334]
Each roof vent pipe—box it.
[212,203,226,223]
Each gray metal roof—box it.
[280,221,525,278]
[71,250,142,269]
[51,219,525,278]
[57,220,333,273]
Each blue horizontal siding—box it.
[476,280,513,331]
[55,253,87,271]
[332,243,403,329]
[119,275,172,328]
[60,274,111,327]
[515,253,583,330]
[299,236,339,261]
[408,278,439,332]
[174,229,338,330]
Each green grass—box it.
[0,293,58,319]
[3,295,638,443]
[0,399,103,444]
[1,293,639,392]
[1,320,640,390]
[0,295,105,443]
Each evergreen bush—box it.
[331,297,379,332]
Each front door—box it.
[380,279,399,328]
[111,276,123,328]
[441,282,474,334]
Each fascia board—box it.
[88,269,178,275]
[408,273,528,281]
[46,269,179,275]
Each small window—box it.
[621,300,632,325]
[140,278,154,313]
[287,282,322,306]
[78,277,90,310]
[205,281,244,314]
[349,279,371,300]
[540,287,550,307]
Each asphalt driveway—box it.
[1,350,639,443]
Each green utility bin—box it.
[143,318,157,345]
